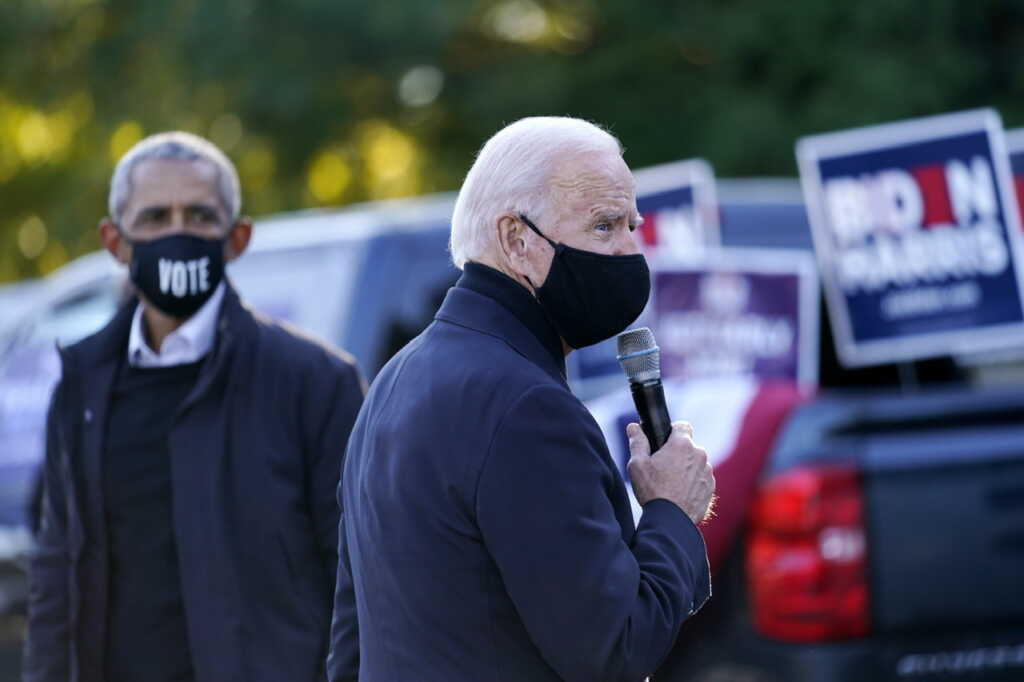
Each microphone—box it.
[616,327,672,452]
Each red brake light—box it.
[746,465,870,642]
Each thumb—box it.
[626,422,651,461]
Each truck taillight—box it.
[746,465,870,642]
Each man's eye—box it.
[188,208,218,223]
[138,210,168,226]
[594,223,611,233]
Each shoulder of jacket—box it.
[250,312,361,377]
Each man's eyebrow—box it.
[186,202,222,214]
[131,205,169,222]
[590,210,628,224]
[590,210,644,229]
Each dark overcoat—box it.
[23,283,365,682]
[329,277,710,682]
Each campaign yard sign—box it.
[1006,128,1024,223]
[797,109,1024,367]
[568,159,719,396]
[653,249,819,386]
[631,158,720,252]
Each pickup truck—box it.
[587,181,1024,681]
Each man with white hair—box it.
[23,131,366,682]
[328,117,714,681]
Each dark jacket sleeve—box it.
[326,502,359,682]
[22,382,72,682]
[301,355,366,586]
[476,384,711,682]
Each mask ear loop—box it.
[517,213,558,296]
[518,213,559,249]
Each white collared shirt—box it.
[127,282,226,367]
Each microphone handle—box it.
[629,379,672,452]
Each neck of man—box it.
[474,255,573,357]
[141,301,188,353]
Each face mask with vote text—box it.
[127,233,226,318]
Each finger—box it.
[626,422,651,460]
[667,425,696,450]
[672,421,694,437]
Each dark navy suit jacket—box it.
[328,264,710,682]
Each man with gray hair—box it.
[328,116,714,681]
[24,131,365,682]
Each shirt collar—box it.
[128,282,226,367]
[457,262,566,374]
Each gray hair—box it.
[449,116,622,269]
[108,131,241,225]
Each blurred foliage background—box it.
[2,0,1024,282]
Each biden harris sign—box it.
[797,109,1024,367]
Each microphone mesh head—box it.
[616,327,661,384]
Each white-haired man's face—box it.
[498,149,643,291]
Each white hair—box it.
[108,131,241,224]
[449,116,622,269]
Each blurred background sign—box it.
[653,248,819,386]
[632,158,720,251]
[1006,127,1024,221]
[797,108,1024,368]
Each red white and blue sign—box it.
[797,109,1024,367]
[653,249,819,386]
[631,159,720,252]
[1005,128,1024,224]
[568,159,719,395]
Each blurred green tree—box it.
[1,0,1023,281]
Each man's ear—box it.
[496,214,528,271]
[225,217,253,262]
[98,218,131,266]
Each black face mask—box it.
[125,233,226,318]
[520,214,650,349]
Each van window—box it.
[228,241,362,347]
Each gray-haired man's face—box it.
[118,158,231,241]
[100,157,251,273]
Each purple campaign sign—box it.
[653,249,819,385]
[797,109,1024,367]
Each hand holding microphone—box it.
[617,328,715,524]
